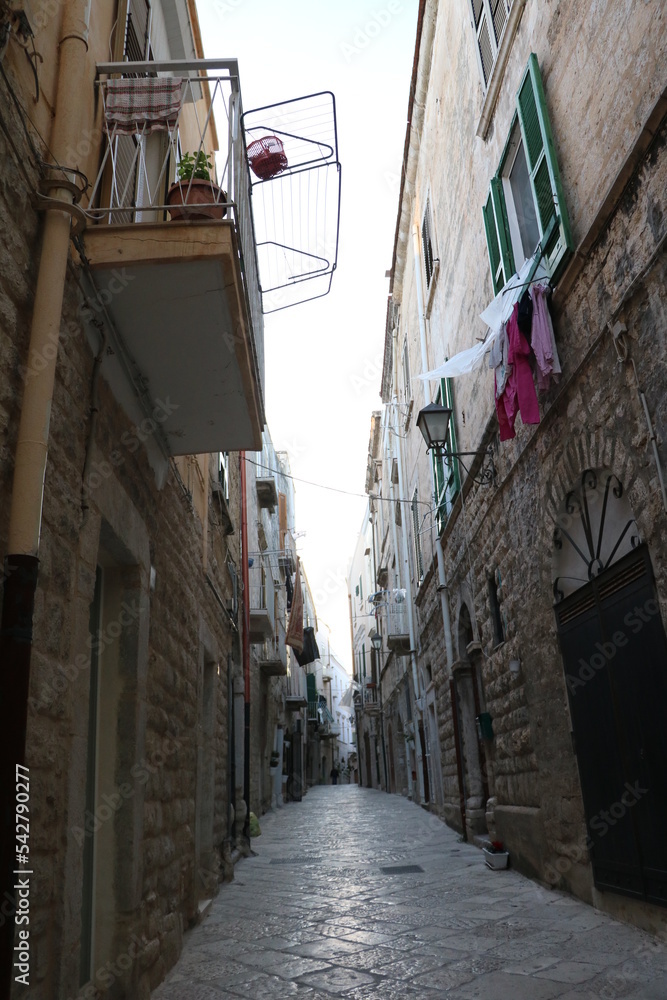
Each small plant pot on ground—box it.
[166,179,227,221]
[483,844,510,870]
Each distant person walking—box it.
[330,765,339,785]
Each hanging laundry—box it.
[530,284,562,391]
[495,302,540,441]
[488,322,512,399]
[517,288,533,340]
[295,627,320,667]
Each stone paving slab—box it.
[151,786,667,999]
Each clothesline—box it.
[417,251,550,382]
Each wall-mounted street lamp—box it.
[416,402,495,486]
[369,630,382,653]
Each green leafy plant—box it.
[176,151,213,182]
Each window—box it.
[411,487,424,583]
[470,0,514,86]
[482,54,573,293]
[431,378,460,532]
[217,452,230,501]
[421,196,436,290]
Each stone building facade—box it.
[358,0,667,938]
[0,1,310,997]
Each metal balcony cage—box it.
[242,91,341,313]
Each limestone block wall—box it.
[0,99,241,1000]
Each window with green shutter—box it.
[482,53,573,290]
[431,378,461,533]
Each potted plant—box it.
[166,151,227,221]
[483,840,510,870]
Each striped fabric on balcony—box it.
[104,78,183,136]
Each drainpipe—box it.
[240,453,251,845]
[0,2,91,991]
[411,224,455,671]
[391,394,425,804]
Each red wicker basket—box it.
[247,135,288,181]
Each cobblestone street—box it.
[152,786,667,999]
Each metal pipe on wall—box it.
[0,2,92,990]
[240,452,251,845]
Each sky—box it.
[196,0,420,671]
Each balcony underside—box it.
[387,634,411,655]
[285,694,308,709]
[260,658,288,677]
[82,220,263,455]
[249,609,274,642]
[256,476,278,510]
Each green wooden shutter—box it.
[483,192,502,294]
[431,378,461,533]
[443,378,461,502]
[516,53,573,279]
[482,177,515,293]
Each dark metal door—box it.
[555,545,667,906]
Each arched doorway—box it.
[553,468,667,906]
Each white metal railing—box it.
[88,61,263,378]
[286,661,307,702]
[384,588,409,639]
[249,558,275,623]
[260,619,287,669]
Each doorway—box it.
[554,470,667,906]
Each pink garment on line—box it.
[495,302,540,441]
[531,284,562,391]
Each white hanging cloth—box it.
[417,255,551,382]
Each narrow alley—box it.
[152,787,667,1000]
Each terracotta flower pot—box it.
[166,179,227,221]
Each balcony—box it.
[82,60,264,455]
[256,474,278,511]
[385,589,411,655]
[248,559,275,642]
[259,620,287,676]
[285,662,308,709]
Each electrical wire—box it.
[242,455,433,508]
